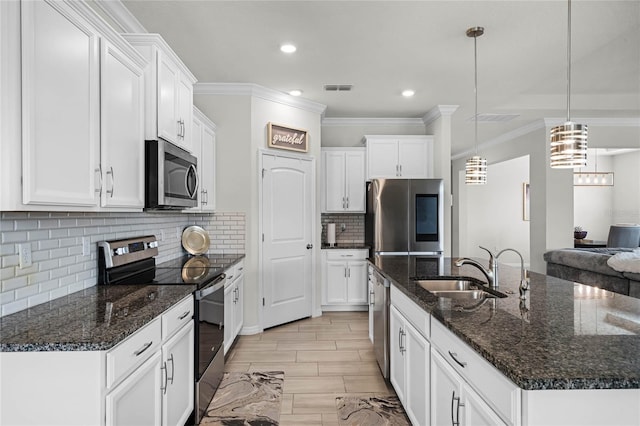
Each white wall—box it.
[612,151,640,224]
[195,93,323,332]
[321,123,426,147]
[459,155,530,267]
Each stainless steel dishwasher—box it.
[372,268,390,379]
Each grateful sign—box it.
[267,122,308,153]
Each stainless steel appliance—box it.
[98,236,226,424]
[146,139,199,209]
[365,178,444,255]
[371,267,390,378]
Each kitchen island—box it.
[370,255,639,425]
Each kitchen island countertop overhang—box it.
[369,255,640,391]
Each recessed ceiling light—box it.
[280,44,297,53]
[289,90,303,97]
[402,90,415,97]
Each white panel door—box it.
[346,260,368,304]
[389,305,406,404]
[176,73,193,152]
[262,154,313,329]
[200,125,216,211]
[223,282,234,355]
[326,261,347,304]
[367,140,398,179]
[21,0,100,206]
[233,275,244,337]
[100,40,144,208]
[431,348,464,426]
[405,321,429,426]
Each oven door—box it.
[194,274,225,423]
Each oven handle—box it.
[195,274,226,300]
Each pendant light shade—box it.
[465,156,487,185]
[550,0,587,168]
[465,26,487,185]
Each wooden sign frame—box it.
[267,122,308,153]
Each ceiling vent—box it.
[324,84,353,92]
[468,113,520,122]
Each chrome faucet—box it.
[454,246,497,288]
[496,248,528,299]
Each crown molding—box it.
[90,0,147,33]
[194,83,327,115]
[452,119,546,161]
[193,106,217,131]
[321,117,425,127]
[422,105,459,126]
[544,117,640,128]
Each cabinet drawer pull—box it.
[168,354,175,384]
[178,311,191,320]
[451,391,464,426]
[448,350,467,368]
[369,290,375,305]
[133,341,153,357]
[161,361,168,394]
[341,254,354,257]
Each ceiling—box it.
[117,0,640,155]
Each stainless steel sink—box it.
[414,279,506,300]
[415,279,476,292]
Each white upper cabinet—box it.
[100,40,145,208]
[21,0,101,207]
[191,107,216,212]
[124,34,197,153]
[322,148,366,213]
[2,0,147,211]
[365,135,434,180]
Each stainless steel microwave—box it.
[145,139,198,209]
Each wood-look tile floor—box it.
[224,311,396,426]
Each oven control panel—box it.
[98,236,159,268]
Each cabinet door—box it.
[100,40,145,209]
[200,124,216,211]
[389,305,406,404]
[431,349,464,426]
[233,275,244,338]
[191,117,203,210]
[325,261,348,304]
[404,321,429,426]
[346,260,368,304]
[162,322,194,426]
[398,139,430,178]
[463,383,507,426]
[344,150,366,212]
[106,351,163,426]
[176,74,193,152]
[368,267,374,343]
[323,151,346,212]
[157,51,178,144]
[21,0,100,206]
[367,140,398,179]
[223,283,235,355]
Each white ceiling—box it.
[117,0,640,155]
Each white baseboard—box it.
[321,305,368,312]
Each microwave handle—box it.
[185,164,199,199]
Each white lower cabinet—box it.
[161,321,195,426]
[431,349,506,426]
[224,260,245,354]
[106,351,163,426]
[368,265,374,343]
[322,249,368,310]
[389,305,429,426]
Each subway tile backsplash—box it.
[321,213,365,245]
[0,211,245,317]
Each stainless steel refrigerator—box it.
[365,178,444,255]
[365,178,444,379]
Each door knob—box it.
[306,244,313,249]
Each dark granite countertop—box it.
[0,253,245,352]
[369,255,640,391]
[321,244,369,250]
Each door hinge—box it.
[262,297,265,306]
[262,233,264,242]
[262,168,265,178]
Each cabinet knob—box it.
[306,244,313,249]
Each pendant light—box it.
[550,0,587,168]
[465,26,487,185]
[573,149,614,186]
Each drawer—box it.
[431,319,520,426]
[326,249,368,261]
[162,295,194,340]
[106,317,161,388]
[390,284,430,340]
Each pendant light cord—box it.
[566,0,572,121]
[474,33,479,155]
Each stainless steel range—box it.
[98,235,226,424]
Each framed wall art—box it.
[267,122,308,153]
[522,182,530,221]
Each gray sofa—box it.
[544,248,640,298]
